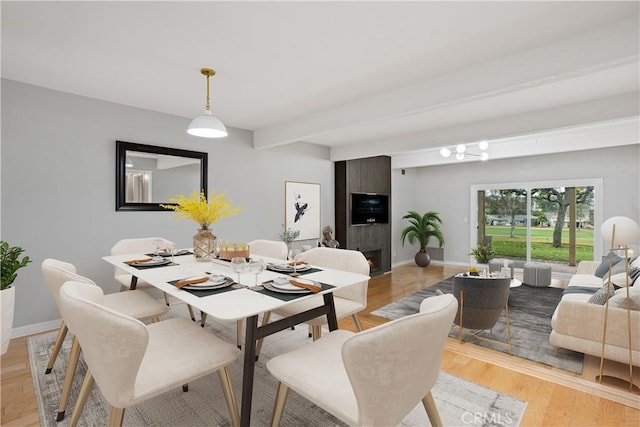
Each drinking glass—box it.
[151,239,164,261]
[167,243,177,263]
[288,249,302,276]
[230,256,247,287]
[248,259,265,289]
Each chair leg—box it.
[422,391,443,427]
[308,324,313,338]
[107,406,126,427]
[255,311,271,358]
[218,366,240,427]
[200,311,207,327]
[163,292,171,306]
[45,322,68,374]
[236,319,243,349]
[271,382,290,427]
[187,304,196,321]
[68,370,94,427]
[311,325,322,341]
[504,301,513,355]
[458,291,465,344]
[352,313,363,332]
[119,284,127,292]
[57,336,81,421]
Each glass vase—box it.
[193,227,217,262]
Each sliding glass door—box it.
[474,179,600,270]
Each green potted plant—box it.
[1,241,31,355]
[469,241,496,265]
[400,211,444,267]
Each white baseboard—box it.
[11,319,61,338]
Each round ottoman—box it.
[523,262,552,287]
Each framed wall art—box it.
[284,181,321,241]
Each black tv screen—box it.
[351,193,389,225]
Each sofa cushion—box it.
[608,286,640,311]
[587,284,617,305]
[595,253,623,278]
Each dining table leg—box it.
[129,276,138,290]
[323,293,338,331]
[239,294,339,427]
[240,314,259,427]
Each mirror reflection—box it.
[116,141,208,211]
[125,151,201,203]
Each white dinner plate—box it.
[181,276,233,290]
[271,277,317,292]
[131,259,171,267]
[268,263,311,273]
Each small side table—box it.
[523,262,552,287]
[489,259,514,278]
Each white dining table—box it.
[102,251,370,427]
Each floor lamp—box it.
[599,216,640,392]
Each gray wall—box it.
[391,145,640,265]
[1,79,334,331]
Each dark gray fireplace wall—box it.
[335,156,391,275]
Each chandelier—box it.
[440,141,489,161]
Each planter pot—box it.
[415,251,431,268]
[1,286,15,355]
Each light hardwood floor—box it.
[2,263,639,426]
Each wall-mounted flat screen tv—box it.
[351,193,389,225]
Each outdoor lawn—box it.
[485,225,594,263]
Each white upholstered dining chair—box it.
[266,293,458,427]
[261,247,370,342]
[41,258,169,421]
[110,237,197,321]
[58,281,242,427]
[247,239,288,260]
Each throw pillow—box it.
[605,272,632,287]
[608,286,640,311]
[587,284,617,305]
[595,253,623,278]
[610,259,630,275]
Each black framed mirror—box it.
[116,140,208,211]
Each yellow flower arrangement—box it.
[161,190,243,229]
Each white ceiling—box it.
[2,1,639,164]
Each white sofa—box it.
[550,259,640,366]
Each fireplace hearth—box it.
[361,249,382,276]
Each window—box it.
[472,179,602,272]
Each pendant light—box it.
[187,68,227,138]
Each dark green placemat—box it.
[130,261,177,270]
[266,266,323,276]
[168,277,238,297]
[144,251,193,258]
[255,281,335,301]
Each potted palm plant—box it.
[400,211,444,267]
[1,241,31,355]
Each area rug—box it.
[29,306,527,426]
[372,277,584,374]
